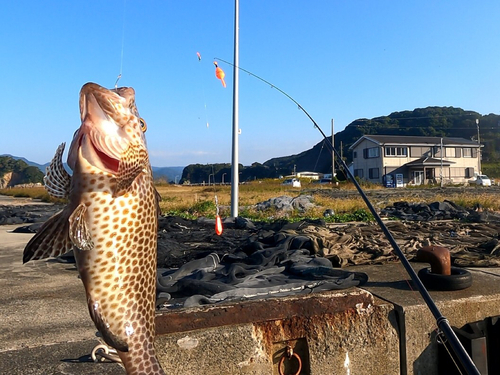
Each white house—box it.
[349,135,481,186]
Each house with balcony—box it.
[349,135,481,186]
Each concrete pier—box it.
[1,224,499,374]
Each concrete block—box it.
[155,290,400,374]
[356,264,500,375]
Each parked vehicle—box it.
[470,174,492,186]
[282,178,301,188]
[313,178,332,185]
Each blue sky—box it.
[1,1,499,167]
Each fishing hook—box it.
[114,73,122,89]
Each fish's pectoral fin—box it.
[44,143,71,199]
[68,204,94,251]
[113,143,149,197]
[23,208,74,263]
[88,297,129,352]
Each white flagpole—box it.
[230,0,240,217]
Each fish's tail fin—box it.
[118,345,167,375]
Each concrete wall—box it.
[154,266,500,375]
[155,290,400,374]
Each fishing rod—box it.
[214,57,480,375]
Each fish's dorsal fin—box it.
[114,143,149,197]
[68,204,94,251]
[44,143,71,199]
[23,208,73,263]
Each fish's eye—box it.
[139,118,147,132]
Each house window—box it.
[369,168,379,179]
[445,147,460,158]
[354,169,364,178]
[353,151,357,158]
[433,146,442,158]
[465,167,475,178]
[463,148,472,158]
[363,147,380,159]
[385,147,408,157]
[410,146,431,157]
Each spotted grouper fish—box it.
[23,82,166,375]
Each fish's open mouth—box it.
[67,82,143,175]
[92,140,120,173]
[77,133,121,175]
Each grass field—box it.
[2,178,500,223]
[155,180,375,221]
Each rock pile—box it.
[254,195,315,213]
[380,200,469,221]
[0,204,61,226]
[380,200,500,223]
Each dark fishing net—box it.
[8,202,500,308]
[155,209,500,308]
[156,246,368,309]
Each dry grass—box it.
[156,180,398,220]
[3,180,500,221]
[0,186,64,203]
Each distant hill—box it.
[0,155,45,188]
[263,106,500,177]
[6,106,500,185]
[152,166,185,183]
[0,154,48,172]
[181,106,500,183]
[1,154,185,184]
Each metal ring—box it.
[278,352,302,375]
[91,343,122,363]
[91,344,109,362]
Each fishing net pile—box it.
[156,216,369,308]
[156,204,500,308]
[5,199,500,308]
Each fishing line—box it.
[115,0,127,88]
[214,57,480,374]
[196,53,210,128]
[209,164,223,235]
[312,139,325,173]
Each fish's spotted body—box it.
[24,82,166,375]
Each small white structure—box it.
[282,178,301,188]
[296,171,322,180]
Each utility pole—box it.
[476,119,481,174]
[331,119,335,179]
[230,0,239,217]
[440,137,443,187]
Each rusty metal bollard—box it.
[416,246,451,275]
[415,245,472,290]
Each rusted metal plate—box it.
[155,289,373,335]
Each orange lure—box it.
[214,61,226,88]
[214,195,223,235]
[215,215,223,235]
